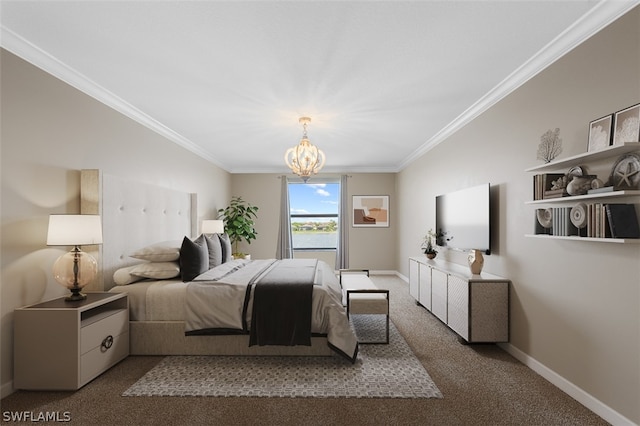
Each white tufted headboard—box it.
[81,169,196,290]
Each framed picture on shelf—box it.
[352,195,389,227]
[612,103,640,145]
[587,114,613,152]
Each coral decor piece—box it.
[537,128,563,163]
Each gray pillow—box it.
[204,234,223,268]
[179,235,209,282]
[219,233,233,263]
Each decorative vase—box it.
[426,252,436,260]
[468,249,484,274]
[566,176,594,196]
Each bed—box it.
[80,170,358,361]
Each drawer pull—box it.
[101,335,114,351]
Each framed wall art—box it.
[612,103,640,145]
[352,195,389,227]
[587,114,613,152]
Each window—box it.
[288,181,340,250]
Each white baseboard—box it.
[369,270,398,276]
[499,342,636,426]
[398,267,634,424]
[394,271,409,282]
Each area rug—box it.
[122,315,443,399]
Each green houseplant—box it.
[217,196,259,258]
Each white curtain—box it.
[275,176,293,259]
[335,174,349,269]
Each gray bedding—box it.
[185,258,358,362]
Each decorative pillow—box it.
[204,234,223,269]
[219,233,233,263]
[113,265,145,286]
[130,261,180,280]
[179,235,209,282]
[130,240,182,262]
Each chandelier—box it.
[284,117,326,182]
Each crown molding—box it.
[229,165,400,175]
[0,26,229,172]
[398,0,640,171]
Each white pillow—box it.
[130,240,182,262]
[113,265,145,286]
[130,261,180,279]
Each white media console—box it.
[408,257,510,343]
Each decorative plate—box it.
[609,153,640,189]
[536,208,553,229]
[570,203,588,229]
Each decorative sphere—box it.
[52,250,98,289]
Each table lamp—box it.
[46,214,103,301]
[201,219,224,234]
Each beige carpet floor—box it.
[1,275,609,425]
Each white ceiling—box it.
[1,1,637,174]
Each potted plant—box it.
[217,196,259,259]
[421,229,439,259]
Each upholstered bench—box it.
[339,269,389,344]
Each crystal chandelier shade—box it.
[284,117,326,183]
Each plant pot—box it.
[426,252,437,260]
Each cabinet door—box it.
[409,259,420,301]
[431,269,447,322]
[14,310,80,390]
[447,275,469,340]
[469,281,510,342]
[418,263,431,310]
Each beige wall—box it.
[397,8,639,423]
[230,173,397,271]
[0,50,231,395]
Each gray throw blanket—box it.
[248,259,317,346]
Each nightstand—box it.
[14,292,129,390]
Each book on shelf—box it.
[605,204,640,238]
[586,203,610,238]
[587,186,614,195]
[544,207,577,237]
[533,173,565,200]
[544,189,565,199]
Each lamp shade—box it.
[47,215,103,246]
[201,219,224,234]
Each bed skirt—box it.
[129,321,333,356]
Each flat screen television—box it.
[435,183,491,254]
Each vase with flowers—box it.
[421,229,439,259]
